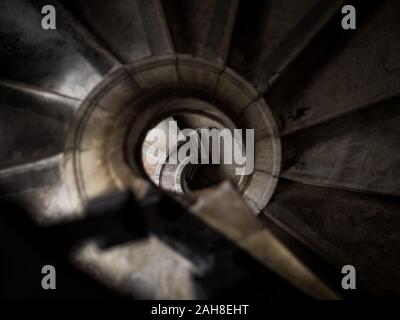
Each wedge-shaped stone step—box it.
[0,0,114,99]
[267,180,400,296]
[0,92,68,169]
[281,96,400,197]
[63,0,174,63]
[267,0,400,135]
[163,0,238,63]
[228,0,320,83]
[0,155,60,195]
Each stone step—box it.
[62,0,174,63]
[281,95,400,197]
[0,0,113,99]
[163,0,238,64]
[267,0,400,135]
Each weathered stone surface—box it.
[63,0,173,62]
[267,0,400,135]
[0,0,106,99]
[268,180,400,296]
[281,97,400,196]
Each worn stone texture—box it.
[1,0,400,299]
[269,180,400,296]
[267,0,400,135]
[281,97,400,196]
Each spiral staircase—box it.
[1,0,400,298]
